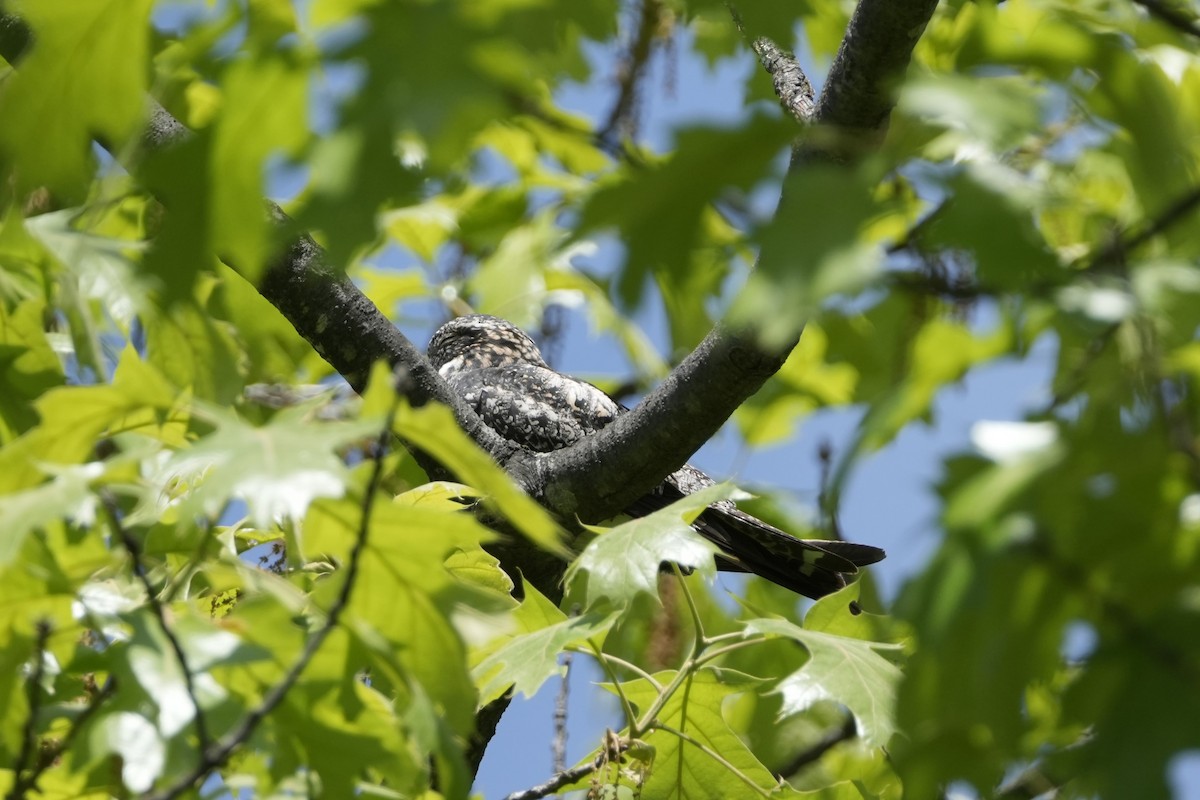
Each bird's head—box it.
[427,314,548,375]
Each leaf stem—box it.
[575,648,662,690]
[588,640,638,731]
[672,565,707,650]
[694,637,765,667]
[102,491,211,752]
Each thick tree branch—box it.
[0,0,938,527]
[534,0,940,522]
[0,3,938,777]
[814,0,940,141]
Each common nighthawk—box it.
[428,314,884,601]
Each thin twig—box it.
[1090,184,1200,269]
[45,678,117,761]
[693,637,764,667]
[575,648,662,689]
[1132,0,1200,39]
[773,715,857,778]
[101,492,211,752]
[6,620,51,800]
[139,366,407,800]
[15,677,119,797]
[599,0,661,143]
[727,3,815,123]
[503,738,630,800]
[552,651,571,774]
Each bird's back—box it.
[444,362,620,453]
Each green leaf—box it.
[304,497,503,735]
[735,325,859,446]
[612,670,781,800]
[473,581,615,704]
[210,54,308,279]
[565,483,734,609]
[923,165,1058,290]
[854,317,1012,454]
[168,403,379,527]
[0,300,62,442]
[468,211,565,328]
[210,263,319,384]
[729,164,897,348]
[0,368,172,492]
[0,0,154,195]
[393,402,566,555]
[24,209,152,329]
[581,115,793,307]
[143,300,245,404]
[744,618,902,747]
[0,462,100,566]
[897,73,1045,155]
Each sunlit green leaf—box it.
[473,581,615,704]
[565,484,734,609]
[0,0,154,195]
[610,670,780,800]
[394,402,567,555]
[745,617,902,747]
[0,300,62,441]
[168,403,379,527]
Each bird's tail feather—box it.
[694,507,885,601]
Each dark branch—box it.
[727,4,815,123]
[503,739,630,800]
[534,0,939,522]
[140,368,405,800]
[773,715,857,778]
[11,678,116,798]
[26,679,117,792]
[1131,0,1200,39]
[815,0,941,138]
[1090,183,1200,269]
[101,492,210,752]
[599,0,661,143]
[6,620,51,800]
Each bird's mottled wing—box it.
[445,363,620,453]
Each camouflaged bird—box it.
[428,314,884,601]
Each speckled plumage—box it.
[428,314,885,601]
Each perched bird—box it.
[427,314,884,601]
